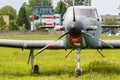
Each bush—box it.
[9,20,19,30]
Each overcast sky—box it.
[0,0,120,15]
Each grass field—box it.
[0,33,120,80]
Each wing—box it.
[102,40,120,49]
[0,39,65,49]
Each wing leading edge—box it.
[102,40,120,49]
[1,39,120,49]
[0,39,65,49]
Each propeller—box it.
[97,49,105,58]
[81,32,114,58]
[82,31,113,49]
[34,31,69,57]
[65,49,75,58]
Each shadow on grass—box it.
[1,60,120,77]
[39,69,74,76]
[0,67,75,77]
[0,72,30,77]
[84,60,120,75]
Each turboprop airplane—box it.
[1,5,120,77]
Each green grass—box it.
[0,33,120,80]
[0,34,61,40]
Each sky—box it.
[0,0,120,15]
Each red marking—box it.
[43,16,53,18]
[46,23,52,25]
[68,36,83,44]
[48,44,57,48]
[42,16,60,19]
[56,23,59,25]
[46,24,53,27]
[29,15,35,19]
[56,16,60,18]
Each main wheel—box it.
[33,65,39,74]
[75,68,82,77]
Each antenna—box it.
[73,0,76,21]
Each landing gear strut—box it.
[75,48,82,77]
[28,49,82,76]
[28,49,39,74]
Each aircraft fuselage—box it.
[62,6,102,48]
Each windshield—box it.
[66,8,98,19]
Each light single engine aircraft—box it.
[1,5,120,77]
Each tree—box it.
[0,6,17,20]
[54,0,85,18]
[9,20,19,30]
[0,16,6,30]
[54,1,67,17]
[16,5,30,30]
[29,0,52,7]
[64,0,85,7]
[0,16,19,30]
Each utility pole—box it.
[118,6,120,15]
[118,6,120,11]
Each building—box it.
[101,15,120,24]
[30,6,62,30]
[1,15,9,25]
[0,15,9,25]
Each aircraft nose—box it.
[67,21,83,37]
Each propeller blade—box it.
[34,31,69,57]
[82,32,113,48]
[97,49,105,58]
[65,49,74,58]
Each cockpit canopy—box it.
[64,6,99,19]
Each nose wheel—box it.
[75,68,82,77]
[75,48,82,77]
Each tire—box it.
[33,65,39,74]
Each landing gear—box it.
[75,68,82,77]
[75,48,82,77]
[27,48,82,76]
[33,65,39,74]
[28,49,39,74]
